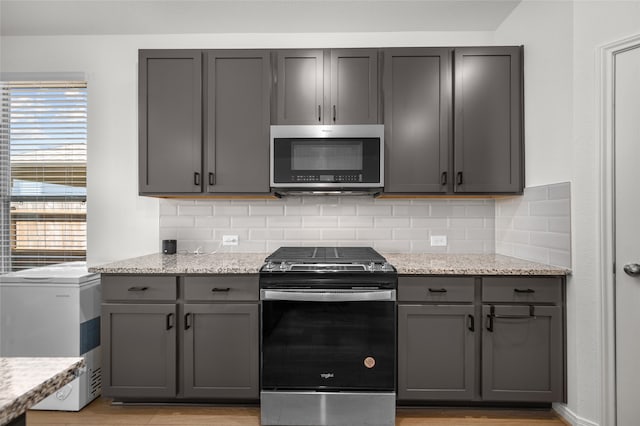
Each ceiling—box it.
[0,0,522,36]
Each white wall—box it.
[496,1,640,425]
[0,31,494,266]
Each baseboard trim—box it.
[553,403,600,426]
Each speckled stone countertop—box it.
[89,252,269,274]
[0,357,84,425]
[384,253,570,275]
[89,252,569,276]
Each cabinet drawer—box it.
[398,277,475,302]
[482,277,563,304]
[102,275,177,301]
[184,276,259,301]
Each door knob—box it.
[623,263,640,276]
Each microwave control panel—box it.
[292,174,363,183]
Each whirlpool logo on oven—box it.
[320,372,335,379]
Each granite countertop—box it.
[0,357,84,425]
[89,252,269,274]
[89,252,569,276]
[384,253,570,275]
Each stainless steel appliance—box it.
[270,125,384,195]
[260,247,397,426]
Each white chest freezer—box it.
[0,261,101,411]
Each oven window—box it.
[262,300,395,391]
[291,140,363,171]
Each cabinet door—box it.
[139,50,202,194]
[398,304,475,400]
[383,48,451,193]
[205,51,270,193]
[275,50,324,124]
[454,46,523,193]
[482,305,563,402]
[330,49,378,124]
[182,303,259,399]
[102,303,177,398]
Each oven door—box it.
[261,289,396,392]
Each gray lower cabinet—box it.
[481,276,564,402]
[397,275,565,404]
[274,48,378,125]
[101,274,259,401]
[398,304,475,400]
[102,303,177,398]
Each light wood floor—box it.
[27,397,569,426]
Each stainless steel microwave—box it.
[270,125,384,194]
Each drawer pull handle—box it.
[467,314,475,332]
[514,288,535,294]
[128,286,149,292]
[185,313,192,330]
[166,313,174,330]
[487,305,536,333]
[428,288,447,293]
[211,287,231,292]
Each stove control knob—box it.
[381,262,394,271]
[369,262,376,272]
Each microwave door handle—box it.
[261,289,396,302]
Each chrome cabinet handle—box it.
[623,263,640,277]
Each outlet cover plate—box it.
[430,235,447,247]
[222,235,238,246]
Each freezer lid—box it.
[0,261,100,285]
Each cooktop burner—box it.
[261,246,395,274]
[265,246,386,264]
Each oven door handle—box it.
[260,289,396,302]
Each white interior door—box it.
[614,43,640,426]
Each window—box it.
[1,81,87,272]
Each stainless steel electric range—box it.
[259,247,397,426]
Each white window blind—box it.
[0,81,87,272]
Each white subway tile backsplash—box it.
[374,217,411,228]
[284,229,322,240]
[338,216,374,228]
[249,205,284,216]
[178,205,213,216]
[158,184,571,260]
[302,216,339,228]
[496,182,571,269]
[529,199,570,217]
[356,204,393,216]
[214,205,249,216]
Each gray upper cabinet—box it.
[329,49,378,124]
[275,49,324,124]
[139,50,202,194]
[274,49,378,125]
[139,49,271,195]
[454,46,523,193]
[204,50,271,193]
[383,46,523,195]
[383,48,451,193]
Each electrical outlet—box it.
[222,235,238,246]
[430,235,447,247]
